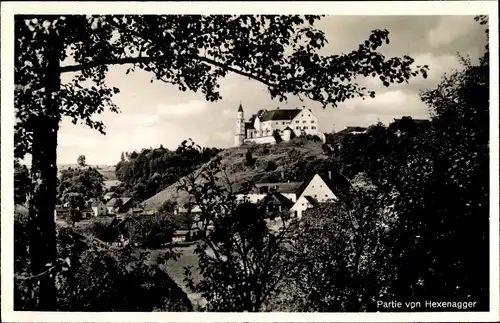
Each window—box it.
[296,120,299,123]
[325,194,328,197]
[303,120,306,123]
[311,120,315,123]
[304,126,308,130]
[308,114,310,117]
[296,126,300,130]
[312,185,314,188]
[314,194,317,198]
[282,122,285,125]
[312,126,316,130]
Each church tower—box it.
[234,102,245,147]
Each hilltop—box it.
[58,164,117,181]
[141,137,331,211]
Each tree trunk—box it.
[28,43,61,310]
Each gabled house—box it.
[106,197,134,215]
[236,181,303,205]
[290,171,353,218]
[257,191,295,217]
[91,199,108,216]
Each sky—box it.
[55,15,487,165]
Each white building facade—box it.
[234,103,322,147]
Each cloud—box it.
[157,100,208,118]
[111,113,160,126]
[212,131,233,142]
[58,133,100,149]
[427,16,478,48]
[337,89,429,118]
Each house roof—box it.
[259,192,295,207]
[317,172,354,200]
[81,207,93,213]
[259,109,302,122]
[283,126,293,131]
[238,103,244,112]
[336,126,368,135]
[106,197,132,207]
[91,200,105,207]
[303,195,319,206]
[254,182,303,194]
[245,121,255,131]
[104,192,116,197]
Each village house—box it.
[234,103,325,146]
[106,197,135,215]
[257,191,296,217]
[290,171,353,218]
[235,181,303,204]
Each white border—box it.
[1,1,499,322]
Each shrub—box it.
[266,160,278,172]
[128,215,175,248]
[244,149,256,167]
[14,218,192,311]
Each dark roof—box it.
[259,109,302,122]
[303,195,319,206]
[259,192,295,207]
[81,207,93,213]
[336,126,367,135]
[245,121,255,131]
[254,182,303,194]
[318,172,354,200]
[238,103,244,112]
[91,200,105,207]
[283,126,293,131]
[106,197,132,207]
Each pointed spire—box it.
[238,101,243,112]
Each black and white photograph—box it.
[1,1,499,322]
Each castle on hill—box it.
[234,103,324,146]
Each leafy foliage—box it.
[15,13,427,310]
[77,154,86,167]
[179,141,300,311]
[244,148,256,167]
[280,188,396,311]
[57,166,105,202]
[14,212,192,311]
[14,159,31,205]
[273,129,283,143]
